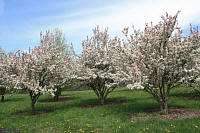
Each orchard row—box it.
[0,11,200,114]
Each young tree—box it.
[122,11,200,114]
[52,28,72,56]
[77,26,126,104]
[50,28,74,100]
[13,31,74,113]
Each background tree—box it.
[77,26,126,104]
[122,11,200,114]
[50,28,74,100]
[52,28,72,56]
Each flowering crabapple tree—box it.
[0,47,8,102]
[0,47,6,102]
[13,31,75,113]
[122,11,200,114]
[187,43,200,96]
[77,26,126,104]
[0,48,17,102]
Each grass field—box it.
[0,87,200,133]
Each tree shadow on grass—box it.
[78,97,128,108]
[36,95,81,111]
[38,95,74,104]
[99,96,195,119]
[114,88,131,92]
[10,110,52,118]
[77,96,128,107]
[10,101,77,118]
[1,97,25,102]
[10,93,194,119]
[9,94,80,118]
[170,92,200,100]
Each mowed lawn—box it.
[0,87,200,133]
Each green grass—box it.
[0,87,200,133]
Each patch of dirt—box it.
[82,101,125,108]
[129,108,200,120]
[10,111,52,118]
[39,96,73,104]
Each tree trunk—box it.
[29,91,40,114]
[100,98,104,105]
[163,97,169,114]
[0,87,6,102]
[58,88,61,96]
[145,85,170,114]
[53,87,61,101]
[1,95,4,102]
[158,101,164,111]
[159,97,169,114]
[54,94,59,101]
[31,100,35,114]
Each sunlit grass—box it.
[0,87,200,133]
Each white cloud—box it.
[69,0,199,29]
[34,5,114,23]
[27,0,199,43]
[6,0,200,53]
[30,0,200,34]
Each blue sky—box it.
[0,0,200,54]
